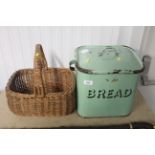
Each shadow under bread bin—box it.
[6,44,75,116]
[70,45,144,117]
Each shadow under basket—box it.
[6,44,76,116]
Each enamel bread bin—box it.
[70,45,144,117]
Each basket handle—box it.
[34,44,48,69]
[33,44,48,97]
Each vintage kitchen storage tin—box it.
[70,45,144,117]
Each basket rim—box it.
[6,89,73,97]
[6,67,75,97]
[8,67,73,72]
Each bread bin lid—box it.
[74,45,144,74]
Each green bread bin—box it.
[70,45,144,117]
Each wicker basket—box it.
[6,44,76,116]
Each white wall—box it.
[139,26,155,112]
[0,26,144,90]
[140,27,155,79]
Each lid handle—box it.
[98,46,119,59]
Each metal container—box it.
[70,45,144,117]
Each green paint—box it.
[71,45,143,117]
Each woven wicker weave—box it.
[6,44,76,116]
